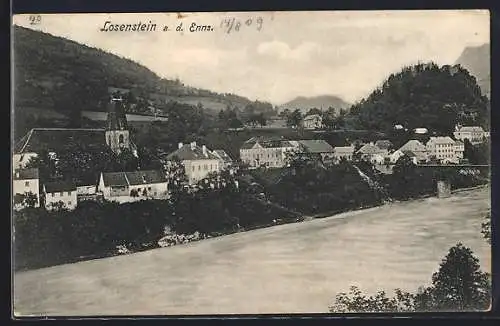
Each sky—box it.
[12,10,489,105]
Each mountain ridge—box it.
[279,95,351,115]
[454,43,490,98]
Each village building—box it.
[398,139,427,154]
[333,146,355,163]
[13,98,138,170]
[166,142,222,185]
[453,125,488,144]
[426,136,464,164]
[289,140,335,163]
[240,136,296,169]
[42,181,78,211]
[13,168,40,210]
[302,114,323,130]
[389,150,405,164]
[97,170,169,203]
[356,143,389,163]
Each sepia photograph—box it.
[11,10,491,316]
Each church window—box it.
[25,181,29,187]
[119,134,124,144]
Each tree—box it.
[329,243,491,312]
[481,210,491,244]
[24,149,58,181]
[306,107,322,116]
[286,109,302,127]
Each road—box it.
[13,187,491,316]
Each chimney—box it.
[202,145,208,157]
[190,141,196,150]
[178,142,183,149]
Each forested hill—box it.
[13,25,260,116]
[454,43,490,98]
[348,62,490,135]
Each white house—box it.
[13,168,40,210]
[357,143,389,162]
[43,181,78,211]
[426,136,463,164]
[98,170,169,204]
[166,142,223,185]
[212,149,234,170]
[333,146,355,163]
[240,136,296,169]
[389,150,405,163]
[453,125,487,144]
[302,114,323,129]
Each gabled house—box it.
[356,143,388,162]
[302,114,323,130]
[398,139,427,154]
[13,168,40,210]
[212,149,234,170]
[166,142,222,185]
[290,139,335,163]
[389,150,405,164]
[43,181,78,211]
[98,170,169,203]
[453,125,487,144]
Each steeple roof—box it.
[106,99,128,131]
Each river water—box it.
[13,187,491,316]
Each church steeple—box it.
[105,97,130,154]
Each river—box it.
[13,186,491,316]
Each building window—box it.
[60,192,63,196]
[192,166,195,172]
[119,134,124,144]
[148,187,151,191]
[51,193,55,197]
[68,201,71,206]
[67,191,72,196]
[25,181,30,187]
[198,165,201,171]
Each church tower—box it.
[105,97,130,154]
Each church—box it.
[13,97,138,170]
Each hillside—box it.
[348,62,490,135]
[279,95,351,114]
[454,43,490,98]
[12,25,258,118]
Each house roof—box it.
[428,136,456,145]
[166,143,219,161]
[212,150,233,163]
[401,150,417,158]
[44,180,76,193]
[14,128,107,154]
[304,114,322,121]
[13,168,39,180]
[240,136,293,150]
[297,140,334,153]
[334,146,355,154]
[357,143,386,155]
[398,140,427,152]
[456,126,485,133]
[101,170,167,187]
[375,140,393,150]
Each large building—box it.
[13,98,137,170]
[97,170,169,203]
[240,136,296,169]
[13,168,40,210]
[453,125,488,144]
[426,136,464,164]
[289,139,335,163]
[302,114,323,130]
[166,142,222,184]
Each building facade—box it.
[13,168,40,210]
[98,170,169,203]
[333,146,355,163]
[302,114,323,129]
[453,126,487,144]
[43,181,78,211]
[240,137,295,169]
[426,136,463,164]
[167,142,222,184]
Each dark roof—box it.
[240,136,293,149]
[125,170,167,186]
[166,144,219,161]
[298,140,334,153]
[101,172,129,187]
[375,140,393,150]
[13,168,39,180]
[101,170,167,187]
[401,150,417,158]
[106,100,129,131]
[44,181,76,193]
[14,128,107,154]
[213,150,233,163]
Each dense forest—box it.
[348,63,490,135]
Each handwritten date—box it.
[220,17,263,34]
